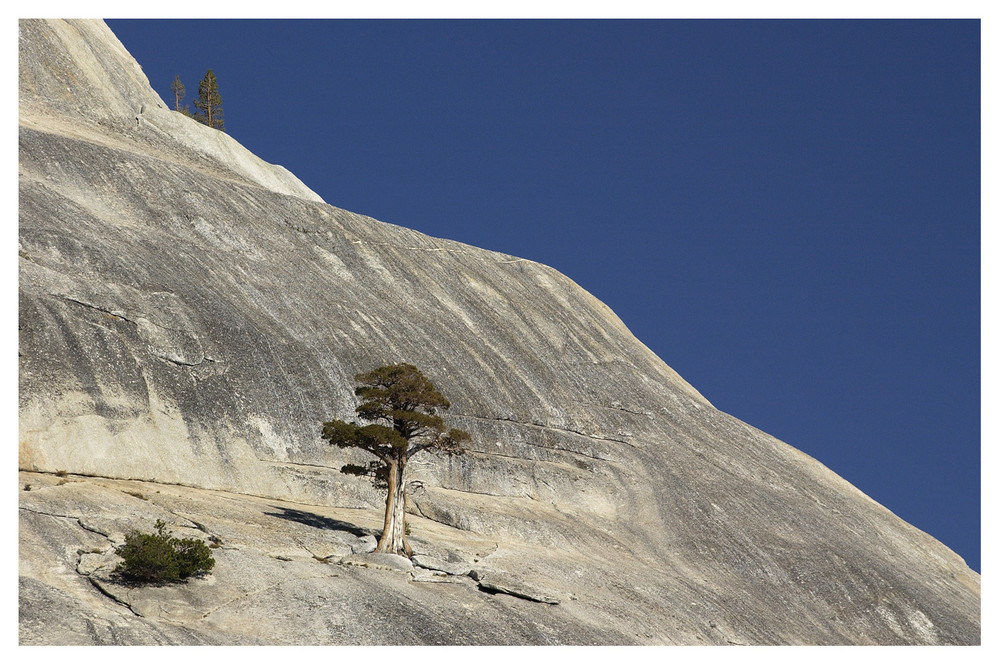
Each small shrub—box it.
[125,490,147,501]
[55,470,68,478]
[113,520,215,585]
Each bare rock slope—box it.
[18,19,979,645]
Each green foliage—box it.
[169,75,197,118]
[322,363,470,476]
[339,460,389,489]
[192,69,225,131]
[170,75,186,110]
[113,520,215,585]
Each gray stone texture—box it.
[19,19,979,645]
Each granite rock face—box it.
[18,19,980,645]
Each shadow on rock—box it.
[265,506,375,538]
[108,569,201,588]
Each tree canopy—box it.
[322,363,470,556]
[192,69,224,131]
[170,75,185,111]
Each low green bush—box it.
[113,520,215,585]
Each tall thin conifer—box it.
[169,75,185,111]
[193,69,224,131]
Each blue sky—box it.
[106,19,981,572]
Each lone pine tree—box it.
[170,75,195,119]
[322,363,470,557]
[170,75,185,110]
[193,69,224,131]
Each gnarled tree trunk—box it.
[375,453,411,556]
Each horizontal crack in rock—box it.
[261,459,340,472]
[477,578,560,605]
[454,412,636,448]
[158,354,204,367]
[19,505,112,538]
[572,400,655,418]
[56,295,135,324]
[463,447,612,465]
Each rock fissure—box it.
[409,502,472,532]
[263,458,340,472]
[416,480,535,502]
[52,294,208,367]
[22,469,203,493]
[466,444,612,465]
[476,578,560,605]
[57,294,135,324]
[87,576,142,617]
[166,511,211,535]
[455,412,636,448]
[20,505,113,540]
[572,400,655,418]
[158,354,205,367]
[55,293,196,338]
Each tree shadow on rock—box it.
[264,506,374,538]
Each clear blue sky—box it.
[106,19,981,572]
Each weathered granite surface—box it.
[18,19,979,645]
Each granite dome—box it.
[18,19,979,645]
